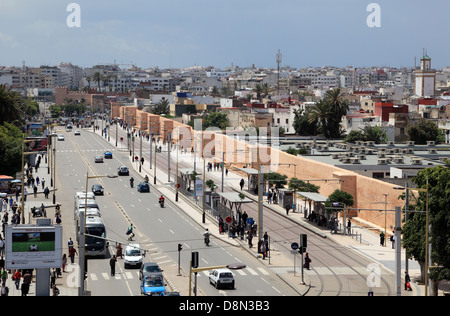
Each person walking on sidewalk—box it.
[69,246,78,264]
[379,231,385,247]
[404,271,411,291]
[239,179,244,191]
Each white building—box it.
[414,54,436,97]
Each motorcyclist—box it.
[144,175,149,183]
[203,228,211,246]
[159,195,165,207]
[129,177,134,188]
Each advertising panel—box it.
[5,225,63,269]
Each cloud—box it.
[0,32,19,48]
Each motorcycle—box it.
[159,199,164,208]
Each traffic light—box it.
[192,251,199,268]
[300,234,307,248]
[178,243,183,251]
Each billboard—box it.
[5,225,63,269]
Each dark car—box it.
[137,182,150,192]
[118,166,129,176]
[104,151,113,159]
[139,262,163,280]
[91,184,104,195]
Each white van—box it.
[209,268,235,289]
[124,244,144,269]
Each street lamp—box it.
[79,172,118,296]
[394,183,429,296]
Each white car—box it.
[57,134,65,141]
[74,130,81,135]
[124,244,143,269]
[209,268,235,289]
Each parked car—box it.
[91,184,104,195]
[209,268,235,289]
[104,151,113,159]
[140,275,166,296]
[124,244,143,269]
[139,262,163,280]
[137,182,150,192]
[118,166,129,176]
[94,155,103,163]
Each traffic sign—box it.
[291,242,299,250]
[225,216,233,224]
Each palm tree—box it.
[308,100,333,138]
[92,72,102,92]
[0,85,24,126]
[152,99,170,115]
[324,88,349,118]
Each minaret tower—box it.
[414,50,436,97]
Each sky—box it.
[0,0,449,70]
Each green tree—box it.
[0,122,23,176]
[344,125,387,144]
[407,119,445,144]
[293,108,318,136]
[264,172,287,189]
[93,72,102,92]
[308,99,333,137]
[152,99,170,115]
[402,166,450,293]
[288,178,320,193]
[325,190,354,214]
[206,179,217,192]
[0,85,24,126]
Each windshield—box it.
[126,249,141,256]
[145,278,163,287]
[86,227,105,244]
[144,265,161,273]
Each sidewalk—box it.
[94,126,430,296]
[4,131,78,296]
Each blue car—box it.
[140,276,166,296]
[104,151,113,159]
[137,182,150,192]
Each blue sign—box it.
[291,242,299,250]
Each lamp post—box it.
[394,182,429,296]
[79,172,117,296]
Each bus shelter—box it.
[235,167,271,195]
[177,168,202,195]
[216,192,253,228]
[297,192,328,225]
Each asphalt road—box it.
[54,127,298,296]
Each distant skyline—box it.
[1,0,449,69]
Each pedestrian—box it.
[68,238,74,251]
[347,219,352,235]
[379,231,385,246]
[0,282,8,296]
[69,246,77,264]
[41,179,45,190]
[116,243,123,259]
[404,271,411,291]
[62,254,67,272]
[239,179,244,191]
[21,271,32,296]
[1,267,7,284]
[52,284,60,296]
[248,229,253,248]
[13,270,22,290]
[304,252,311,270]
[50,268,57,288]
[44,187,50,199]
[110,255,117,276]
[33,185,38,198]
[263,232,269,256]
[0,237,4,257]
[285,204,290,215]
[391,231,395,249]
